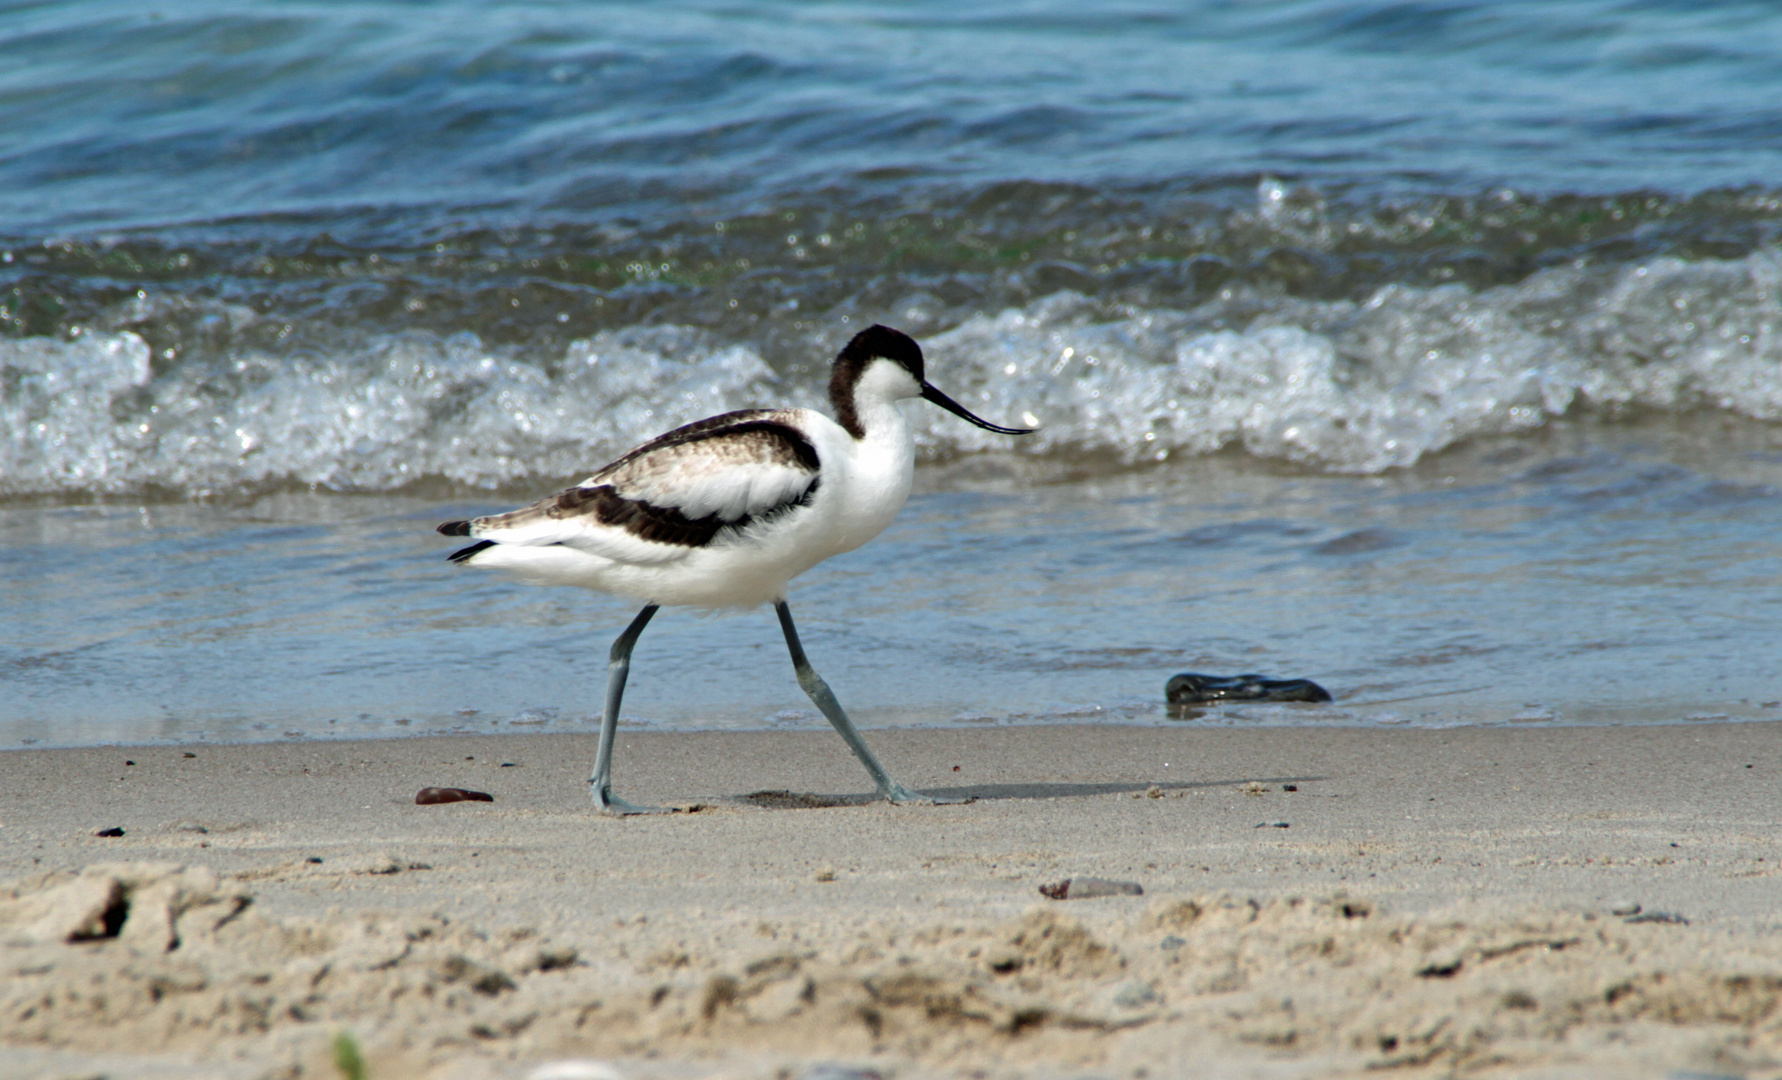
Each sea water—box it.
[4,0,1782,746]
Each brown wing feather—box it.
[439,411,822,555]
[588,410,819,492]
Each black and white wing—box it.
[438,410,821,565]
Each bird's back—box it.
[440,408,844,605]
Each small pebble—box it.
[814,868,836,882]
[95,827,125,837]
[173,821,209,834]
[1283,784,1299,792]
[1038,876,1144,900]
[1255,821,1290,829]
[416,787,494,805]
[306,856,324,864]
[182,752,197,758]
[1609,901,1642,917]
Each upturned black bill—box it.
[920,383,1034,435]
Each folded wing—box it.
[439,411,822,566]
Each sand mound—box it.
[4,862,1781,1078]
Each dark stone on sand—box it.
[1166,672,1333,705]
[1625,910,1689,925]
[94,827,125,837]
[415,787,494,805]
[1038,876,1144,900]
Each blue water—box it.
[7,0,1782,234]
[4,0,1782,747]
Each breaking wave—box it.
[5,250,1781,496]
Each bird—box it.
[437,324,1033,814]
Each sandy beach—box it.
[3,722,1780,1080]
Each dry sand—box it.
[2,722,1780,1080]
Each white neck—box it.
[825,394,915,553]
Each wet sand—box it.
[3,723,1781,1079]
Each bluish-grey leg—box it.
[775,600,932,805]
[590,604,666,815]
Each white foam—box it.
[0,325,786,495]
[1,331,154,493]
[921,251,1782,472]
[5,252,1782,495]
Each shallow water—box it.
[5,1,1782,746]
[6,415,1780,747]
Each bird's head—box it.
[830,324,1034,438]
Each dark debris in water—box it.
[1166,672,1333,705]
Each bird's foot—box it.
[592,787,675,816]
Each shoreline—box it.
[13,706,1782,755]
[4,723,1781,1079]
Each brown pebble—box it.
[416,787,494,805]
[1038,876,1144,900]
[95,827,125,837]
[182,752,197,758]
